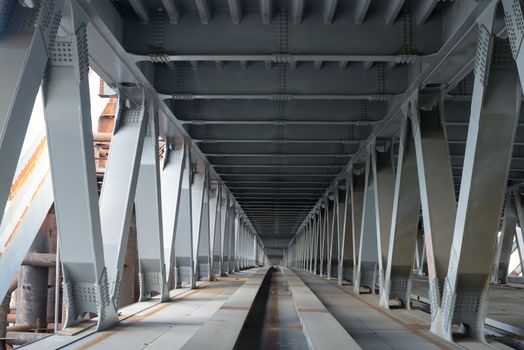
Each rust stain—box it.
[297,307,328,313]
[220,305,250,311]
[75,330,116,349]
[2,171,51,254]
[9,137,47,200]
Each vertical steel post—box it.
[135,110,168,301]
[491,192,517,284]
[355,151,379,293]
[380,115,420,309]
[161,139,186,290]
[434,5,521,340]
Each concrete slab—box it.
[181,267,270,350]
[19,270,261,350]
[293,269,460,350]
[282,268,362,350]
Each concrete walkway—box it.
[294,270,460,350]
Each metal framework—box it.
[1,0,524,347]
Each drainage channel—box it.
[236,267,309,350]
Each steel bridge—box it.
[1,0,524,349]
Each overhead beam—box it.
[134,53,420,64]
[384,0,406,25]
[227,0,241,24]
[129,0,150,24]
[291,0,305,24]
[196,139,363,144]
[181,120,378,126]
[353,0,371,24]
[160,0,180,24]
[195,0,211,24]
[167,94,392,101]
[323,0,338,24]
[260,0,272,24]
[415,0,438,26]
[206,153,353,157]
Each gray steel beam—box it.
[161,139,186,289]
[384,0,406,25]
[354,151,378,293]
[128,0,149,24]
[167,94,393,101]
[372,144,395,298]
[491,192,517,284]
[291,0,304,24]
[42,3,115,330]
[323,0,338,24]
[435,9,521,341]
[291,0,490,254]
[350,172,365,283]
[209,183,220,279]
[135,109,169,302]
[99,85,147,302]
[353,0,371,24]
[195,0,210,24]
[182,120,377,125]
[336,181,350,285]
[380,116,420,309]
[160,0,180,24]
[327,198,337,280]
[259,0,272,24]
[412,97,456,322]
[415,0,438,25]
[0,0,62,233]
[227,0,241,24]
[192,164,208,281]
[174,145,195,288]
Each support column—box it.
[193,163,208,282]
[373,143,396,296]
[99,85,147,304]
[412,96,456,320]
[319,203,326,276]
[194,165,210,281]
[512,191,524,276]
[355,152,378,293]
[351,170,365,284]
[0,0,62,222]
[434,8,521,340]
[209,182,221,280]
[337,181,350,285]
[325,198,335,278]
[135,110,168,301]
[161,139,186,290]
[174,145,195,288]
[339,171,354,285]
[219,194,230,275]
[42,3,114,329]
[380,116,420,309]
[491,193,517,284]
[231,209,239,272]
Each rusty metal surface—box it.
[0,131,54,314]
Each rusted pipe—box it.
[1,277,18,350]
[6,323,30,332]
[17,233,48,330]
[93,132,112,142]
[22,253,56,268]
